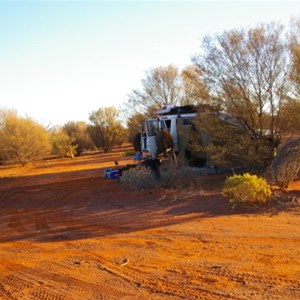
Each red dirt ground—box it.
[0,150,299,300]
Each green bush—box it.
[223,173,272,205]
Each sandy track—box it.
[0,152,299,299]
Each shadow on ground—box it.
[0,169,298,243]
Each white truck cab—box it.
[140,105,197,158]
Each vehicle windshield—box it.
[146,120,159,136]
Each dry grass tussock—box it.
[120,162,202,192]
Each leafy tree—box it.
[0,111,51,165]
[181,65,210,105]
[126,64,210,118]
[193,22,289,138]
[128,64,182,115]
[0,108,17,123]
[281,17,300,136]
[63,121,94,155]
[277,99,300,135]
[88,107,125,153]
[51,127,77,159]
[126,112,149,150]
[289,17,300,97]
[191,111,276,168]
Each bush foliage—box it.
[223,173,272,205]
[120,162,202,190]
[0,113,51,165]
[269,138,300,188]
[119,165,157,190]
[160,165,202,189]
[88,107,126,153]
[51,129,77,159]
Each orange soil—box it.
[0,151,299,300]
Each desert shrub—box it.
[160,165,202,189]
[269,138,300,188]
[88,107,126,153]
[120,161,202,191]
[119,165,158,190]
[0,113,51,165]
[223,173,272,205]
[51,129,77,158]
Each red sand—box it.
[0,151,299,299]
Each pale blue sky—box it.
[0,1,299,126]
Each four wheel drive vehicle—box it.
[140,105,198,160]
[137,104,280,172]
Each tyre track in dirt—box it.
[39,256,149,299]
[207,265,300,287]
[137,230,300,299]
[0,266,70,300]
[0,259,147,300]
[84,251,240,300]
[157,228,300,297]
[0,282,18,300]
[205,265,300,299]
[1,242,298,300]
[30,288,65,300]
[1,274,34,292]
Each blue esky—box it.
[0,1,299,126]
